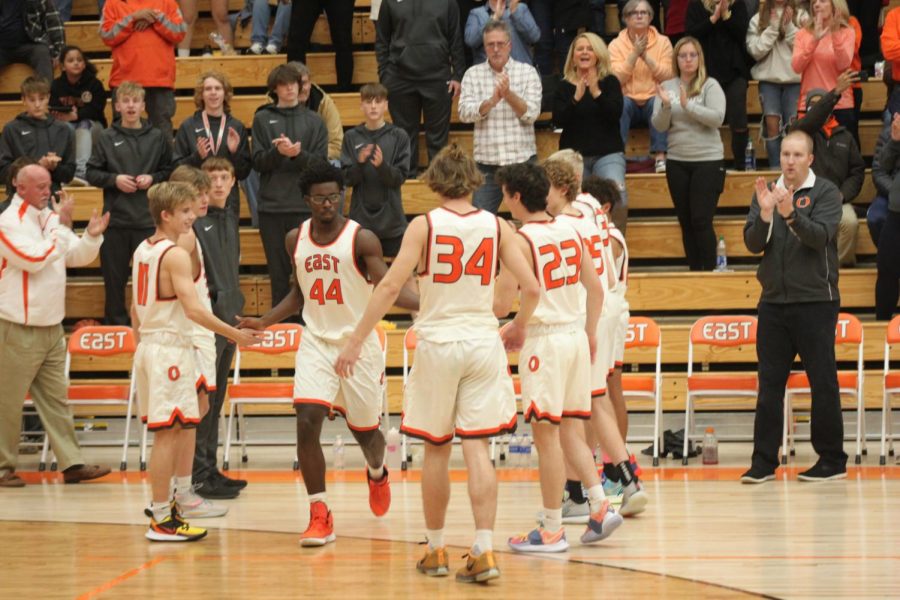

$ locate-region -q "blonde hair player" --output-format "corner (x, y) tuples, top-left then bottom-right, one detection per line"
(335, 144), (540, 583)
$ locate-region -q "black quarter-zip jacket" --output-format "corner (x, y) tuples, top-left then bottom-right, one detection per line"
(194, 205), (244, 324)
(0, 112), (75, 195)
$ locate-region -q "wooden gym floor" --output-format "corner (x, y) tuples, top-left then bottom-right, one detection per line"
(1, 444), (898, 599)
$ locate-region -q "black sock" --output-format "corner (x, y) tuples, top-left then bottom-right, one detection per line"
(603, 462), (620, 483)
(565, 479), (586, 504)
(616, 461), (638, 486)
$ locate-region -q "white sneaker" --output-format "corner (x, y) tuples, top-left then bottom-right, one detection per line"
(561, 497), (590, 524)
(265, 43), (279, 55)
(249, 42), (264, 55)
(175, 487), (229, 518)
(619, 482), (648, 517)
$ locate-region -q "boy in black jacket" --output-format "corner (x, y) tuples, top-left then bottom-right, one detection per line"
(0, 77), (75, 197)
(340, 83), (410, 257)
(86, 81), (173, 325)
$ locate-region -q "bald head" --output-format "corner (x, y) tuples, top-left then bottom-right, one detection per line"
(16, 164), (53, 210)
(780, 130), (815, 188)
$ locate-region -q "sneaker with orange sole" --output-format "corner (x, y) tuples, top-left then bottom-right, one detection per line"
(456, 551), (500, 583)
(299, 501), (335, 547)
(508, 527), (569, 553)
(416, 546), (449, 577)
(367, 467), (391, 517)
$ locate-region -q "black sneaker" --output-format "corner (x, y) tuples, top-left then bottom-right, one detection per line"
(798, 461), (847, 482)
(194, 477), (240, 500)
(214, 470), (248, 490)
(740, 466), (776, 484)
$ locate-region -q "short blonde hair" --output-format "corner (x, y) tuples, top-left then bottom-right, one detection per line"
(169, 165), (211, 192)
(547, 149), (584, 182)
(115, 81), (145, 101)
(193, 71), (233, 113)
(422, 144), (484, 199)
(148, 182), (195, 226)
(563, 33), (611, 84)
(541, 158), (579, 203)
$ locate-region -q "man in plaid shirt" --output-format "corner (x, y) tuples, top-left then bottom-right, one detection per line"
(0, 0), (65, 82)
(458, 19), (542, 214)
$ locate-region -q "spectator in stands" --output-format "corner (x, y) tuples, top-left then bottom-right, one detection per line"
(340, 83), (410, 257)
(742, 129), (847, 484)
(870, 115), (897, 246)
(287, 0), (354, 91)
(531, 0), (590, 76)
(101, 0), (186, 138)
(247, 0), (291, 55)
(177, 0), (233, 56)
(791, 0), (855, 132)
(251, 64), (328, 307)
(686, 0), (751, 171)
(847, 0), (882, 70)
(174, 71), (251, 224)
(610, 0), (673, 174)
(746, 0), (805, 170)
(0, 77), (76, 197)
(790, 75), (864, 267)
(290, 61), (344, 163)
(663, 0), (691, 46)
(0, 0), (63, 83)
(874, 114), (900, 321)
(50, 46), (109, 186)
(376, 0), (466, 175)
(554, 32), (628, 229)
(652, 36), (726, 271)
(458, 19), (542, 213)
(0, 164), (112, 488)
(465, 0), (541, 66)
(617, 0), (662, 30)
(86, 81), (174, 325)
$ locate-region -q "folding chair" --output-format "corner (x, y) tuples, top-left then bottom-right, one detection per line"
(45, 326), (137, 471)
(621, 316), (663, 466)
(881, 315), (900, 465)
(782, 313), (865, 464)
(684, 315), (759, 465)
(223, 323), (303, 470)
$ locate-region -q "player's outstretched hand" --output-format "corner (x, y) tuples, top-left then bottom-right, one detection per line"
(234, 328), (265, 347)
(500, 320), (526, 353)
(334, 341), (362, 379)
(236, 315), (265, 330)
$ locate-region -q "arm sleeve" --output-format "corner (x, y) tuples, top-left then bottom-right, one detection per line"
(743, 192), (772, 254)
(149, 136), (174, 184)
(0, 126), (15, 184)
(595, 76), (624, 120)
(791, 28), (817, 73)
(872, 127), (893, 197)
(251, 115), (286, 173)
(150, 0), (187, 45)
(552, 80), (576, 128)
(0, 220), (69, 273)
(650, 89), (672, 131)
(510, 5), (541, 44)
(340, 135), (365, 186)
(882, 10), (900, 61)
(685, 2), (715, 38)
(52, 127), (77, 185)
(879, 139), (900, 178)
(684, 81), (726, 128)
(746, 18), (780, 61)
(650, 37), (674, 82)
(724, 1), (750, 40)
(609, 39), (634, 83)
(518, 67), (543, 124)
(99, 2), (136, 48)
(63, 228), (103, 268)
(789, 89), (839, 135)
(457, 69), (484, 123)
(375, 133), (409, 187)
(789, 184), (842, 249)
(85, 138), (118, 189)
(43, 0), (66, 58)
(229, 124), (252, 181)
(464, 10), (486, 51)
(839, 140), (865, 203)
(830, 27), (855, 71)
(173, 120), (203, 168)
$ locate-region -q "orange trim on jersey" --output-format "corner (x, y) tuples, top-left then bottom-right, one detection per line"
(420, 212), (433, 277)
(614, 361), (624, 367)
(438, 206), (482, 217)
(156, 244), (177, 301)
(349, 222), (368, 281)
(0, 229), (55, 263)
(591, 388), (607, 397)
(195, 375), (216, 394)
(561, 409), (591, 419)
(455, 413), (518, 438)
(515, 230), (541, 281)
(22, 272), (28, 324)
(292, 220), (306, 266)
(400, 423), (455, 445)
(524, 402), (561, 424)
(0, 257), (7, 279)
(146, 408), (200, 431)
(293, 397), (333, 409)
(17, 201), (28, 220)
(308, 218), (351, 249)
(493, 216), (501, 277)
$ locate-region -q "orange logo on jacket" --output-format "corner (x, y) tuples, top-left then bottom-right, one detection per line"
(795, 196), (811, 209)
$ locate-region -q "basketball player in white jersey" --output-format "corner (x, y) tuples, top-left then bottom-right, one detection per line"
(131, 182), (261, 542)
(493, 162), (623, 553)
(335, 145), (540, 583)
(238, 159), (418, 547)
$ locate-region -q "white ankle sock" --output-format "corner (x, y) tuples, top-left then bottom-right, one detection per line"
(472, 529), (492, 555)
(150, 501), (170, 522)
(426, 529), (444, 550)
(543, 507), (563, 533)
(309, 492), (327, 504)
(367, 463), (385, 479)
(587, 483), (607, 514)
(174, 476), (193, 496)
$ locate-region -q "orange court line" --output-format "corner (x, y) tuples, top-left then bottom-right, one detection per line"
(76, 556), (168, 600)
(17, 465), (900, 485)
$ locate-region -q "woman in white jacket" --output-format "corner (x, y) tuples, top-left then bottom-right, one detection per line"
(746, 0), (807, 169)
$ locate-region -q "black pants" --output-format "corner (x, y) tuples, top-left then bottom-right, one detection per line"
(100, 226), (154, 325)
(0, 44), (52, 82)
(192, 333), (237, 481)
(752, 300), (847, 472)
(287, 0), (354, 91)
(847, 0), (882, 68)
(386, 77), (452, 175)
(723, 77), (749, 170)
(258, 211), (306, 308)
(665, 159), (724, 271)
(875, 210), (900, 321)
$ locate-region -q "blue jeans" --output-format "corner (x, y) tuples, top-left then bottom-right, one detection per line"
(584, 152), (627, 209)
(473, 163), (504, 214)
(54, 0), (72, 21)
(620, 96), (667, 155)
(758, 81), (800, 170)
(251, 0), (292, 49)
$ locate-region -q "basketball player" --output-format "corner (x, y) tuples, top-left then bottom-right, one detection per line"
(335, 145), (540, 583)
(239, 159), (417, 547)
(132, 182), (261, 542)
(493, 162), (623, 553)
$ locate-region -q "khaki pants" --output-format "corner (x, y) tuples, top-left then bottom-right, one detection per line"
(0, 320), (82, 476)
(837, 203), (859, 267)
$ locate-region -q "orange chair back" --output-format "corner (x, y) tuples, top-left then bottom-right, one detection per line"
(68, 326), (136, 356)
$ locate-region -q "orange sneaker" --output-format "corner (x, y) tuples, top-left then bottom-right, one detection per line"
(367, 467), (391, 517)
(416, 546), (449, 577)
(299, 501), (335, 547)
(456, 551), (500, 583)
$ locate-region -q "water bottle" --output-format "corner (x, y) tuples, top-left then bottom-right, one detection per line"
(715, 236), (728, 272)
(385, 427), (402, 471)
(522, 433), (533, 467)
(209, 32), (233, 55)
(744, 139), (756, 171)
(509, 434), (521, 467)
(333, 435), (345, 470)
(702, 427), (719, 465)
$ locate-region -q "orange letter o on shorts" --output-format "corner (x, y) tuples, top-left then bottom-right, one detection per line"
(168, 366), (181, 381)
(528, 356), (540, 372)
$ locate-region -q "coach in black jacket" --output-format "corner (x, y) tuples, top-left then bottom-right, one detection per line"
(741, 129), (847, 485)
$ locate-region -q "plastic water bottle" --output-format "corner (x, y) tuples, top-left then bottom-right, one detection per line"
(744, 139), (756, 171)
(715, 236), (728, 272)
(522, 433), (533, 467)
(385, 427), (402, 471)
(333, 435), (345, 470)
(209, 32), (233, 55)
(702, 427), (719, 465)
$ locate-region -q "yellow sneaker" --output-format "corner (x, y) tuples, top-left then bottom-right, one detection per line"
(455, 551), (500, 583)
(416, 546), (449, 577)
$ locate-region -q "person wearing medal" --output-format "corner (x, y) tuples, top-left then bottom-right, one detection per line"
(174, 71), (252, 227)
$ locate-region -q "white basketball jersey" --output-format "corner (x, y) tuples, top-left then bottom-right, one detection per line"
(556, 211), (604, 316)
(517, 219), (583, 327)
(608, 224), (629, 293)
(415, 207), (500, 343)
(294, 219), (372, 342)
(132, 238), (194, 343)
(574, 193), (617, 292)
(192, 238), (214, 342)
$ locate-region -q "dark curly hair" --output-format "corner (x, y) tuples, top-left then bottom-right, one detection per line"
(299, 157), (344, 195)
(495, 162), (549, 213)
(581, 175), (620, 210)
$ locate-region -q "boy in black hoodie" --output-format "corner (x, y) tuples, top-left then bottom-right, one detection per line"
(87, 81), (174, 325)
(0, 77), (75, 198)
